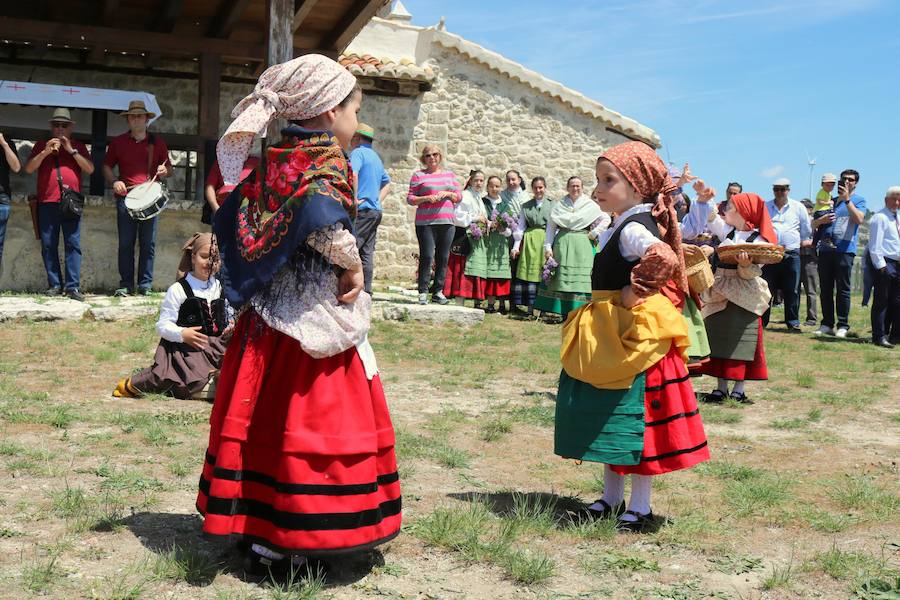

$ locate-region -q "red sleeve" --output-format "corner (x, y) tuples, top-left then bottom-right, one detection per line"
(103, 138), (118, 167)
(28, 140), (46, 159)
(155, 137), (171, 167)
(205, 161), (222, 188)
(74, 140), (90, 156)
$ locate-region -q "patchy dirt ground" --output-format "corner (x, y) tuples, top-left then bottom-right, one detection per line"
(0, 301), (897, 599)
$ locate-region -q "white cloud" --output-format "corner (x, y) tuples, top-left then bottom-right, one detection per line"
(761, 165), (785, 178)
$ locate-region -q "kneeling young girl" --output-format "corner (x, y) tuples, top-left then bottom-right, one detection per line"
(555, 142), (709, 532)
(691, 191), (775, 404)
(113, 233), (231, 400)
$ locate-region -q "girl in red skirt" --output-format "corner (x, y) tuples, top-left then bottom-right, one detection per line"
(557, 142), (708, 533)
(199, 54), (401, 575)
(444, 169), (487, 304)
(689, 190), (776, 404)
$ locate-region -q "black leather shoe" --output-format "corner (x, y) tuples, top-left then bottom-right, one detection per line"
(572, 499), (625, 523)
(66, 289), (85, 302)
(616, 510), (654, 533)
(45, 286), (62, 296)
(701, 390), (726, 404)
(874, 337), (895, 349)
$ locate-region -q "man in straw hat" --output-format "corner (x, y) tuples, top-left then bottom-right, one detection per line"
(23, 107), (94, 301)
(350, 122), (391, 294)
(102, 99), (172, 296)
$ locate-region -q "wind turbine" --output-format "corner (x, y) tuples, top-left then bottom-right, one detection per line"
(805, 150), (816, 201)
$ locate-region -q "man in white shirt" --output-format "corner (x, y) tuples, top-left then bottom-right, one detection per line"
(867, 186), (900, 347)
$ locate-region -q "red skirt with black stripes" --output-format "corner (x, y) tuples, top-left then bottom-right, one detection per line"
(610, 344), (710, 476)
(196, 310), (401, 556)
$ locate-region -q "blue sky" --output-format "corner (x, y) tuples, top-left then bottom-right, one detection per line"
(403, 0), (899, 210)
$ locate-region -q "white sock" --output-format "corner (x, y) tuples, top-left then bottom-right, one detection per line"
(251, 543), (284, 561)
(717, 378), (729, 393)
(621, 475), (652, 521)
(732, 380), (745, 395)
(589, 464), (624, 510)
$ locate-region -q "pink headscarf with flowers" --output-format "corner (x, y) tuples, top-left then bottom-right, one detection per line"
(600, 141), (689, 294)
(216, 54), (357, 186)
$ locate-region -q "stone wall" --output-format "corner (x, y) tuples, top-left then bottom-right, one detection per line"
(358, 45), (632, 282)
(0, 199), (206, 292)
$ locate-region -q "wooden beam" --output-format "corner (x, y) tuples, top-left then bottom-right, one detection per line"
(197, 52), (221, 202)
(207, 0), (252, 38)
(89, 110), (108, 196)
(319, 0), (386, 51)
(98, 0), (120, 26)
(151, 0), (185, 33)
(292, 0), (319, 33)
(86, 46), (106, 64)
(0, 17), (265, 60)
(267, 0), (293, 140)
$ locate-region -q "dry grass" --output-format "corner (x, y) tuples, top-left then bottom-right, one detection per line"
(0, 297), (896, 598)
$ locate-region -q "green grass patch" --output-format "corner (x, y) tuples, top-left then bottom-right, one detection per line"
(722, 474), (791, 517)
(151, 545), (220, 586)
(699, 405), (743, 425)
(695, 460), (762, 482)
(829, 475), (898, 520)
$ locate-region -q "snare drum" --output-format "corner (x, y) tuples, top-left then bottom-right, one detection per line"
(124, 180), (168, 220)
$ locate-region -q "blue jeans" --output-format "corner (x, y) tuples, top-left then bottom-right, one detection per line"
(0, 203), (9, 278)
(38, 202), (82, 290)
(762, 250), (801, 328)
(116, 199), (158, 291)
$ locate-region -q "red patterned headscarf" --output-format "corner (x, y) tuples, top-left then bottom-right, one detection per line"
(599, 141), (688, 294)
(729, 193), (778, 244)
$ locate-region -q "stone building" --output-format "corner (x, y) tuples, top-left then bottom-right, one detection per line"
(0, 1), (657, 290)
(342, 1), (659, 280)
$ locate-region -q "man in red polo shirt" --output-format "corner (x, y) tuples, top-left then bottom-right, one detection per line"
(24, 108), (94, 301)
(102, 99), (171, 296)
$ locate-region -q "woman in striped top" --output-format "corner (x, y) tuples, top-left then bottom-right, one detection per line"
(407, 144), (462, 304)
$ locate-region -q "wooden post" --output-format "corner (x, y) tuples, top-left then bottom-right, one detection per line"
(197, 51), (221, 200)
(266, 0), (293, 141)
(89, 109), (107, 195)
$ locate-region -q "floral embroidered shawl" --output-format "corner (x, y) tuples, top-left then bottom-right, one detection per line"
(214, 126), (355, 308)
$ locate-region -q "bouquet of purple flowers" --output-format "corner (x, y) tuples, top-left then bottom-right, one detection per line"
(468, 220), (487, 240)
(541, 257), (559, 283)
(490, 209), (517, 232)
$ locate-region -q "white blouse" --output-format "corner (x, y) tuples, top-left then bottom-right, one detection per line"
(156, 273), (226, 343)
(597, 204), (662, 261)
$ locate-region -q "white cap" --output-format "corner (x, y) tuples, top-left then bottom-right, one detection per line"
(887, 186), (900, 196)
(773, 178), (791, 187)
(821, 172), (837, 183)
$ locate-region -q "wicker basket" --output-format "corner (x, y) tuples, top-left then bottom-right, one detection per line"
(717, 243), (785, 265)
(683, 244), (714, 294)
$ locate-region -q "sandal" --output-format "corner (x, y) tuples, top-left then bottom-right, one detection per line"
(702, 389), (726, 404)
(616, 510), (654, 533)
(572, 499), (625, 523)
(729, 391), (754, 405)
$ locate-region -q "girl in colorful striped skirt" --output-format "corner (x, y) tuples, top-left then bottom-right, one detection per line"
(198, 55), (401, 576)
(511, 176), (553, 317)
(464, 175), (515, 313)
(444, 170), (487, 304)
(690, 189), (775, 404)
(556, 142), (709, 533)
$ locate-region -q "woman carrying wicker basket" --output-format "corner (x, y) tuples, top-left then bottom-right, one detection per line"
(687, 188), (777, 404)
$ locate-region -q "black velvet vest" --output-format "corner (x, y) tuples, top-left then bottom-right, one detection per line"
(175, 278), (228, 336)
(591, 211), (661, 291)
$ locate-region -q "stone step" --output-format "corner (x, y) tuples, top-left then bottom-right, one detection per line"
(377, 301), (484, 326)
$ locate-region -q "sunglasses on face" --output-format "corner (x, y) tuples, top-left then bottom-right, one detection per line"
(840, 177), (856, 183)
(51, 122), (71, 128)
(773, 186), (788, 191)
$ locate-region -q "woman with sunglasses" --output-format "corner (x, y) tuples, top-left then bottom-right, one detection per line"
(407, 145), (462, 304)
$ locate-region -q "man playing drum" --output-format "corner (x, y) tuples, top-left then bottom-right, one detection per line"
(102, 99), (171, 296)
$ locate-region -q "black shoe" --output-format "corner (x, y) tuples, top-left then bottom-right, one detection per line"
(729, 391), (754, 404)
(701, 389), (726, 404)
(243, 549), (291, 578)
(572, 499), (625, 523)
(66, 289), (85, 302)
(804, 320), (817, 327)
(136, 287), (151, 296)
(874, 337), (895, 349)
(616, 510), (654, 533)
(113, 287), (129, 297)
(786, 326), (802, 334)
(484, 305), (497, 314)
(45, 286), (62, 296)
